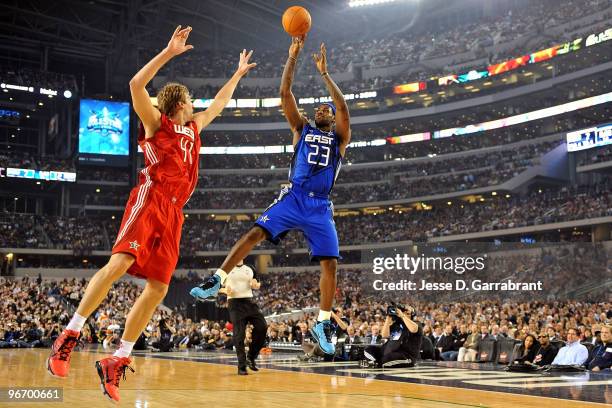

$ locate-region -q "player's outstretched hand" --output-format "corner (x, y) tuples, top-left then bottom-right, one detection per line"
(236, 49), (257, 77)
(166, 25), (194, 56)
(312, 42), (327, 74)
(289, 35), (306, 58)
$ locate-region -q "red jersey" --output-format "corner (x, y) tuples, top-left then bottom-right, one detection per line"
(137, 114), (201, 207)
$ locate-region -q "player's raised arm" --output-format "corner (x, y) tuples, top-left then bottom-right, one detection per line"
(280, 36), (307, 146)
(129, 25), (194, 136)
(193, 50), (256, 131)
(313, 43), (351, 155)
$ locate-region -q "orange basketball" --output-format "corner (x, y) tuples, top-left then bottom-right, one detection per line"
(282, 6), (312, 37)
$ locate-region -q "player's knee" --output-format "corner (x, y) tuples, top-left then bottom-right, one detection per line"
(104, 253), (134, 279)
(320, 258), (338, 274)
(145, 280), (168, 301)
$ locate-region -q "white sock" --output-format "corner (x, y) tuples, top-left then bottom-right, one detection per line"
(215, 268), (228, 285)
(66, 313), (86, 332)
(113, 339), (135, 358)
(318, 310), (331, 322)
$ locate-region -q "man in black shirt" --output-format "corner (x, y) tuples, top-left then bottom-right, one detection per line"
(23, 322), (43, 348)
(364, 305), (422, 368)
(533, 332), (558, 366)
(439, 324), (458, 361)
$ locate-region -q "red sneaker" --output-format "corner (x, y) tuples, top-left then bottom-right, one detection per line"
(95, 356), (134, 402)
(47, 329), (81, 378)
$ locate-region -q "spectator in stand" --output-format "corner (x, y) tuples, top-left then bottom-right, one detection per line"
(533, 332), (559, 366)
(365, 324), (384, 345)
(513, 334), (540, 364)
(588, 325), (612, 371)
(551, 328), (589, 366)
(458, 324), (480, 362)
(438, 324), (458, 361)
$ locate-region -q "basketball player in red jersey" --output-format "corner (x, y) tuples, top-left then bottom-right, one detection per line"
(46, 25), (256, 402)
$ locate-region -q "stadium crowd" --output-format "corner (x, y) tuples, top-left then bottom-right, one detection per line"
(68, 133), (564, 209)
(2, 248), (610, 371)
(0, 66), (78, 93)
(199, 103), (608, 168)
(2, 178), (609, 253)
(0, 151), (75, 172)
(191, 165), (530, 210)
(579, 144), (612, 166)
(200, 138), (559, 188)
(148, 0), (611, 98)
(180, 180), (611, 254)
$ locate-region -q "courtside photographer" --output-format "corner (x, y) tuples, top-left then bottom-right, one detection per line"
(363, 303), (422, 368)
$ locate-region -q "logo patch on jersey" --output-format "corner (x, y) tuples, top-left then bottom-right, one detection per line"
(259, 215), (270, 223)
(173, 124), (195, 140)
(129, 240), (140, 251)
(305, 134), (333, 145)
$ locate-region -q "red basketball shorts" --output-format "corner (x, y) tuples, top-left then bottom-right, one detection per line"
(112, 186), (183, 285)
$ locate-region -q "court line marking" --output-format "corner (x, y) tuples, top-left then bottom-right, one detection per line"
(79, 350), (610, 407)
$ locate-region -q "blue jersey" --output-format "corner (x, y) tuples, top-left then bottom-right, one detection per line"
(289, 123), (342, 196)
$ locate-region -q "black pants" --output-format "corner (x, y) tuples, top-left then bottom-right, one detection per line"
(365, 344), (415, 367)
(228, 298), (267, 368)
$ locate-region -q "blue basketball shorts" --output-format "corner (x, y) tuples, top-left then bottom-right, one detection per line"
(254, 186), (340, 261)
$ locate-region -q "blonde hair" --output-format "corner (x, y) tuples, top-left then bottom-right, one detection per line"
(156, 82), (190, 116)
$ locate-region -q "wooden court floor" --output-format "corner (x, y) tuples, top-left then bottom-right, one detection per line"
(1, 349), (610, 407)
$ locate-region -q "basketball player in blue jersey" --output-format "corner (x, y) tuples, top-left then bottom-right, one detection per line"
(191, 36), (351, 355)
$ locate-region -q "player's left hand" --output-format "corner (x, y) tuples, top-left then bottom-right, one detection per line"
(236, 49), (257, 77)
(312, 42), (328, 74)
(396, 308), (405, 319)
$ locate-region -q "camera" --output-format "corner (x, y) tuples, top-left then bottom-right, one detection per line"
(386, 302), (416, 320)
(386, 302), (406, 317)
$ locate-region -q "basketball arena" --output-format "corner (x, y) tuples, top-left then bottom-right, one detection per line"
(0, 0), (611, 406)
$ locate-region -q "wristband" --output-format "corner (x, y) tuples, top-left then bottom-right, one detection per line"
(321, 72), (329, 77)
(288, 56), (297, 62)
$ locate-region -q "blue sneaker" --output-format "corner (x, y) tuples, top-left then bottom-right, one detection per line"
(189, 274), (221, 301)
(309, 320), (335, 355)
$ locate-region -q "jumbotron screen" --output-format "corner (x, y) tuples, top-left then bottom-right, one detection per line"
(78, 98), (130, 166)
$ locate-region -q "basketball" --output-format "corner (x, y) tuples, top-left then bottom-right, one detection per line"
(282, 6), (311, 37)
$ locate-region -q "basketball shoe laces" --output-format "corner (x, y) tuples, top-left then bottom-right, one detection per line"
(53, 334), (82, 361)
(108, 361), (135, 388)
(322, 322), (333, 343)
